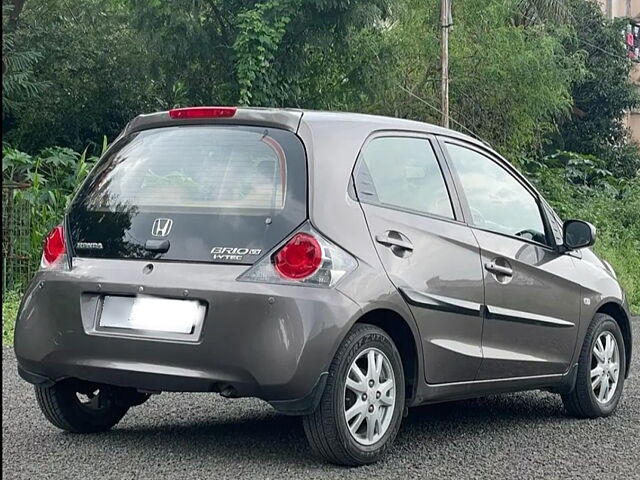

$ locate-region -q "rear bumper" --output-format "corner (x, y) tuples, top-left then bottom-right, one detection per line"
(14, 258), (361, 414)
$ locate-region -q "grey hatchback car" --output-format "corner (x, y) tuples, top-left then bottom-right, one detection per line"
(15, 107), (633, 465)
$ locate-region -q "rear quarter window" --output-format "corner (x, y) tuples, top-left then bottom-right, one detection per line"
(355, 136), (454, 219)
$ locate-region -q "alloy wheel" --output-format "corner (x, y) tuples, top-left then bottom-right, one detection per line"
(343, 347), (396, 446)
(591, 331), (620, 404)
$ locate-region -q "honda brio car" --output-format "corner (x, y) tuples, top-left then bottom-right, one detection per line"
(14, 107), (633, 466)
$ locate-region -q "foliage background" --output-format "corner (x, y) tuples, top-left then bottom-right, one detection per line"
(2, 0), (639, 343)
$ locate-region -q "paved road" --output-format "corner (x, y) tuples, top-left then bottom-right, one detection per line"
(3, 318), (639, 479)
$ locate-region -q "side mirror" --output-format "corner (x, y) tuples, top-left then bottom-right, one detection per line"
(562, 220), (596, 251)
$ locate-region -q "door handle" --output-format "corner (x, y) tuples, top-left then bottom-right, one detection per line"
(375, 233), (413, 251)
(145, 239), (170, 253)
(484, 262), (513, 277)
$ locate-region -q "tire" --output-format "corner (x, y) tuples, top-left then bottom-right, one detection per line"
(562, 313), (626, 418)
(35, 380), (130, 433)
(303, 324), (405, 466)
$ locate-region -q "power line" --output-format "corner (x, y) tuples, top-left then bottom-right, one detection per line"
(362, 41), (489, 143)
(394, 83), (485, 140)
(552, 1), (634, 61)
(578, 38), (629, 61)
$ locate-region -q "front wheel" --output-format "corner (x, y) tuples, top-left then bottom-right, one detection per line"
(303, 324), (405, 466)
(562, 313), (626, 418)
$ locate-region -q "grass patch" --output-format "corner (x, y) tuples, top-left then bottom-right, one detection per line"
(2, 291), (21, 346)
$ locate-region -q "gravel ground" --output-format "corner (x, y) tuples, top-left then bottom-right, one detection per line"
(3, 318), (639, 480)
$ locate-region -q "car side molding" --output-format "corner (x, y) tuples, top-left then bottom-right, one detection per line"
(399, 288), (575, 328)
(399, 288), (482, 317)
(486, 305), (575, 328)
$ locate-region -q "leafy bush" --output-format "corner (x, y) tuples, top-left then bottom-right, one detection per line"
(2, 143), (101, 270)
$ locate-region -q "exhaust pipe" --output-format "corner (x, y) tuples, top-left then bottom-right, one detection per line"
(220, 385), (240, 398)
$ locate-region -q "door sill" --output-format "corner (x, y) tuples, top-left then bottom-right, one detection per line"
(428, 371), (567, 388)
(412, 365), (577, 407)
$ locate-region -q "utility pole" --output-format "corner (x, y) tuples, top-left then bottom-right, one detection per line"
(440, 0), (451, 128)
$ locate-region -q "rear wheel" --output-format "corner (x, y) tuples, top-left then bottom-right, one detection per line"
(562, 313), (626, 418)
(303, 324), (405, 466)
(35, 380), (135, 433)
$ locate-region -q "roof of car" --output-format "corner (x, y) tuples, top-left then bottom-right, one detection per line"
(299, 109), (480, 141)
(125, 107), (486, 148)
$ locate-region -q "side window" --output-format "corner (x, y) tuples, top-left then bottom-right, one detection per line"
(356, 137), (454, 219)
(446, 143), (548, 245)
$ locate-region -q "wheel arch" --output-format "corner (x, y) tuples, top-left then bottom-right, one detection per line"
(596, 301), (632, 379)
(353, 308), (421, 405)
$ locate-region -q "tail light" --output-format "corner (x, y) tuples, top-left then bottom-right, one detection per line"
(41, 225), (67, 269)
(238, 223), (357, 288)
(274, 233), (323, 280)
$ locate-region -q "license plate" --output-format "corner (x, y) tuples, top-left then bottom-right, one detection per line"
(99, 295), (205, 334)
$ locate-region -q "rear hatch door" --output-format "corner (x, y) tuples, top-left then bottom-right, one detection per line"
(68, 124), (307, 264)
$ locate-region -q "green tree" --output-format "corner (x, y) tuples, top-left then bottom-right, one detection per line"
(514, 0), (570, 25)
(361, 0), (582, 158)
(2, 3), (48, 117)
(128, 0), (391, 108)
(4, 0), (157, 153)
(4, 0), (638, 176)
(551, 0), (640, 177)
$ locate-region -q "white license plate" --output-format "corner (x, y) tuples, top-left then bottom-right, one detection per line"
(99, 295), (205, 334)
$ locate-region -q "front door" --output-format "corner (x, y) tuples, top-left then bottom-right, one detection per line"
(354, 134), (485, 384)
(441, 139), (581, 379)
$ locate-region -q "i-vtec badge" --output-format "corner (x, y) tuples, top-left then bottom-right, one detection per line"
(210, 246), (262, 261)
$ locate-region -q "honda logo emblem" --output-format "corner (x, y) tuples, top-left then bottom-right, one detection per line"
(151, 218), (173, 237)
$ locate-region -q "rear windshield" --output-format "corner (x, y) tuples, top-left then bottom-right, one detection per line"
(85, 127), (288, 212)
(69, 125), (307, 264)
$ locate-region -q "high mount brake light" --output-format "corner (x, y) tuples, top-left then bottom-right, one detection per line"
(273, 233), (323, 280)
(43, 225), (66, 266)
(168, 106), (237, 119)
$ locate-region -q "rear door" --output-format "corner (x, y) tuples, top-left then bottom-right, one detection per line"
(353, 133), (485, 384)
(68, 125), (307, 265)
(440, 139), (581, 379)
